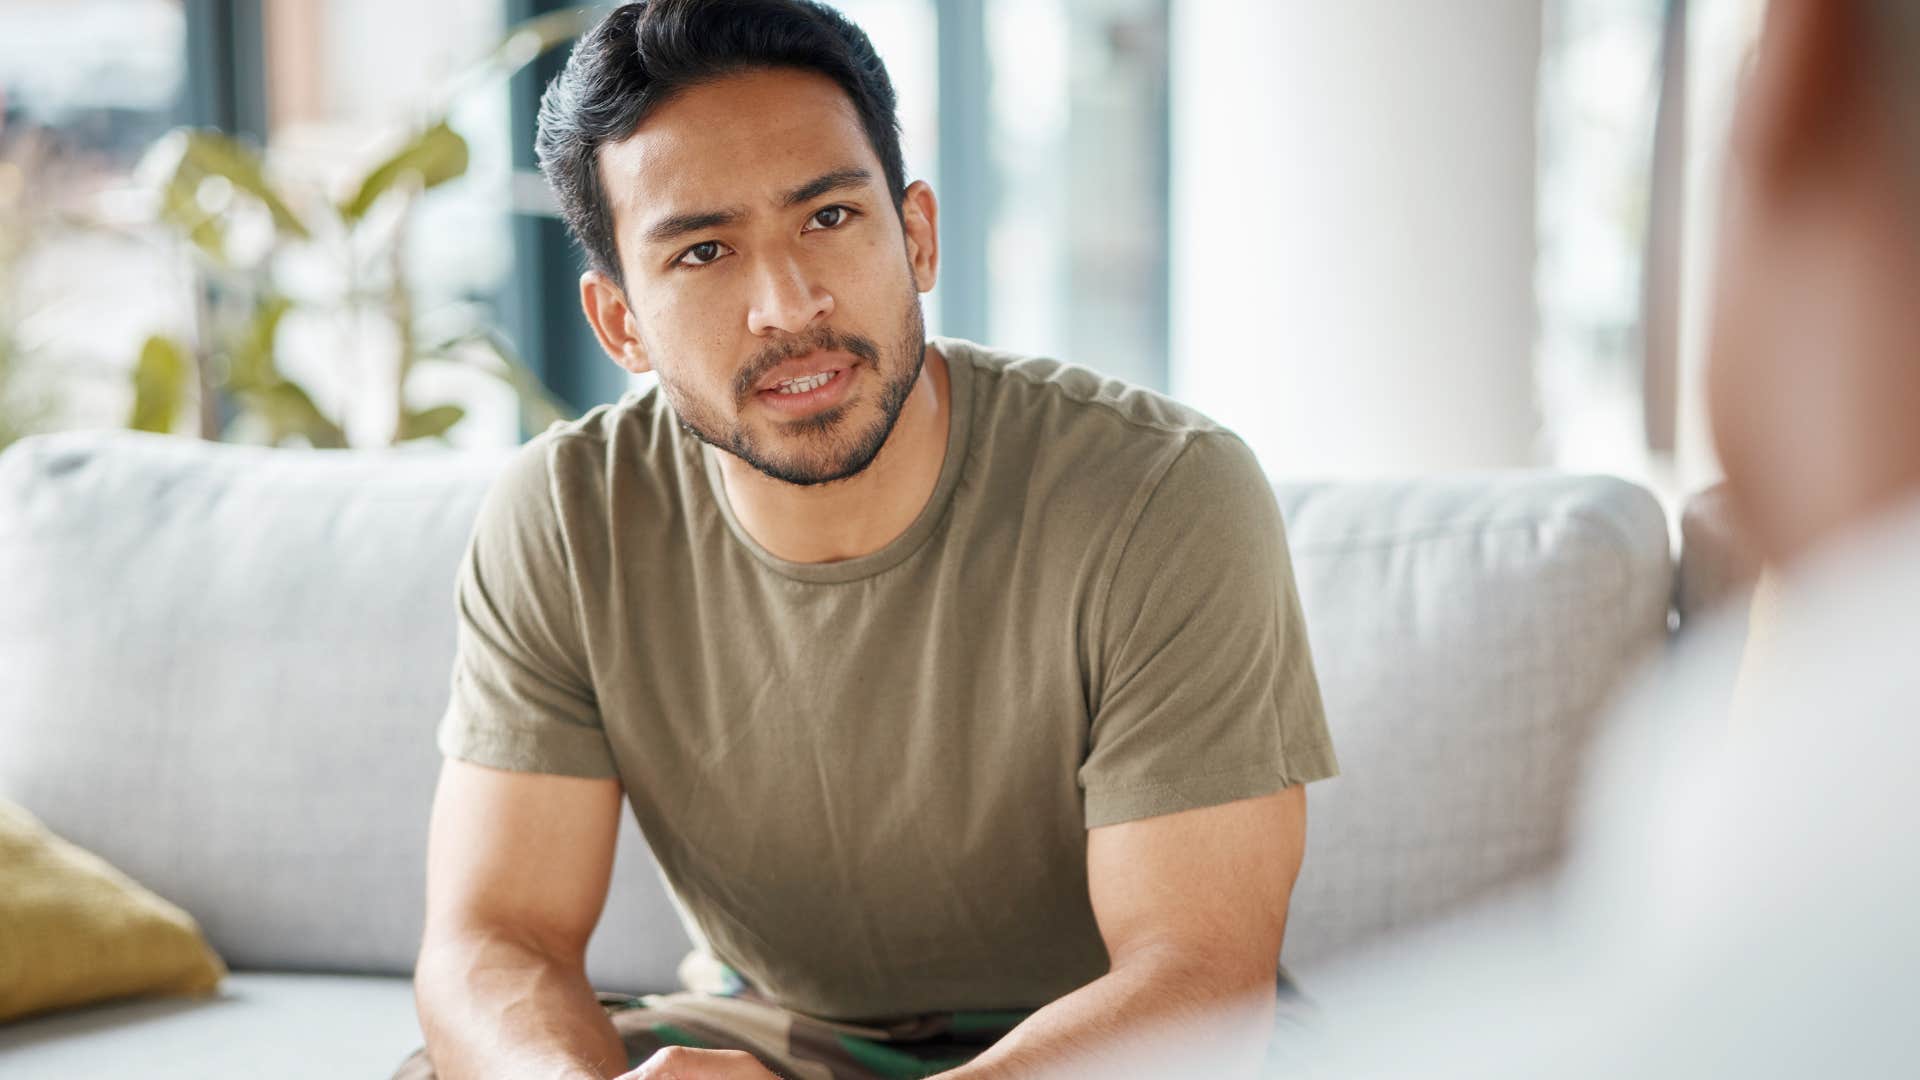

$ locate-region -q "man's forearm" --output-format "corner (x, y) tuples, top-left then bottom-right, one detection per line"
(414, 927), (629, 1080)
(937, 948), (1277, 1080)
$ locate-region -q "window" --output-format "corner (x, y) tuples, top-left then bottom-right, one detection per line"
(0, 0), (187, 445)
(1535, 0), (1667, 480)
(983, 0), (1168, 389)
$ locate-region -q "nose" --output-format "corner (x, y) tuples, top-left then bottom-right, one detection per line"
(745, 254), (835, 337)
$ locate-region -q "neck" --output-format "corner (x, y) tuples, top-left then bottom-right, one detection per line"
(714, 344), (951, 564)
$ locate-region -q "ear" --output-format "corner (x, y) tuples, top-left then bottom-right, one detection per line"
(900, 180), (940, 294)
(580, 269), (652, 375)
(1732, 0), (1859, 197)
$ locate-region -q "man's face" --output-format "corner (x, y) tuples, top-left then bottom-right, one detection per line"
(589, 68), (934, 486)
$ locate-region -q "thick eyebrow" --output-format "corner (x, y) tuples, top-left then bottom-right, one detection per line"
(640, 167), (875, 248)
(778, 167), (872, 208)
(642, 207), (746, 246)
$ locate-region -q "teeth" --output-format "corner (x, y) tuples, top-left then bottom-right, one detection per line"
(772, 371), (834, 395)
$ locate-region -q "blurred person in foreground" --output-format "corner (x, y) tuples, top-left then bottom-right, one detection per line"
(1080, 0), (1920, 1075)
(399, 1), (1337, 1078)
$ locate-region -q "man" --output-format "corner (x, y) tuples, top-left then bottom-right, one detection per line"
(398, 2), (1337, 1078)
(1283, 0), (1920, 1074)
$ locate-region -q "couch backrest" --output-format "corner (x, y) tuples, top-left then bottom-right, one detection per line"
(0, 432), (692, 992)
(0, 433), (1673, 988)
(1275, 472), (1672, 971)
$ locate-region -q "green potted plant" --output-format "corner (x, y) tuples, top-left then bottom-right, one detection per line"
(127, 8), (592, 448)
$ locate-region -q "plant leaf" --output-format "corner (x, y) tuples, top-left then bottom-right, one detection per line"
(340, 122), (469, 222)
(226, 294), (293, 392)
(157, 169), (228, 265)
(396, 403), (466, 442)
(240, 381), (347, 448)
(418, 329), (576, 429)
(179, 130), (311, 240)
(419, 351), (571, 433)
(129, 335), (191, 433)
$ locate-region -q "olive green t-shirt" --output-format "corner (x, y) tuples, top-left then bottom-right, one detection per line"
(438, 337), (1338, 1021)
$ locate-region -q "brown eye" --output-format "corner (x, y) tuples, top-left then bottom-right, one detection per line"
(680, 241), (724, 266)
(806, 206), (849, 231)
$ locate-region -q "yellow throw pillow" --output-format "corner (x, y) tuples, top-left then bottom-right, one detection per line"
(0, 797), (227, 1023)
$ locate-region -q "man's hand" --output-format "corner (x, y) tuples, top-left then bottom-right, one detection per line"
(617, 1046), (784, 1079)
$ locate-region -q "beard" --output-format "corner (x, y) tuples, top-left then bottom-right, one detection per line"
(662, 285), (929, 487)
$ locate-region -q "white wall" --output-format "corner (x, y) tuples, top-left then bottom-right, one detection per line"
(1170, 0), (1545, 479)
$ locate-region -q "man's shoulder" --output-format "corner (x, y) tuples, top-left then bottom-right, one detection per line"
(491, 387), (687, 510)
(953, 337), (1228, 448)
(949, 338), (1265, 518)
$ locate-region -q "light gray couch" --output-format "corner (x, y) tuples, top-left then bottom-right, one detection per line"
(0, 430), (1700, 1077)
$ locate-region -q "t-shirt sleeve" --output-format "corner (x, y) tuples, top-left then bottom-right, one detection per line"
(436, 438), (617, 779)
(1079, 430), (1338, 828)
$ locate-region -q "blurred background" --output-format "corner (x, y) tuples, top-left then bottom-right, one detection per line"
(0, 0), (1762, 504)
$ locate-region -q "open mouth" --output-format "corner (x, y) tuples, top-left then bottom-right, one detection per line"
(754, 363), (856, 415)
(767, 370), (838, 395)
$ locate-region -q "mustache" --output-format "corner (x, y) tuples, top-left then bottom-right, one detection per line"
(732, 326), (880, 401)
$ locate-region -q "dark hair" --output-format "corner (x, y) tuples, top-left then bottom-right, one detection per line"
(535, 0), (907, 287)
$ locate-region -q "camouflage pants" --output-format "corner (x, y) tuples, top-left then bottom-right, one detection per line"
(389, 957), (1030, 1080)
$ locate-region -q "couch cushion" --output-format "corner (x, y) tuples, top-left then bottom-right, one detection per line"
(1274, 472), (1672, 971)
(0, 972), (422, 1078)
(0, 432), (693, 992)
